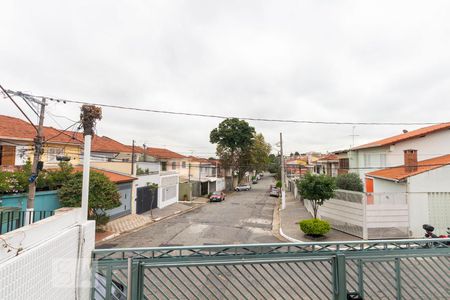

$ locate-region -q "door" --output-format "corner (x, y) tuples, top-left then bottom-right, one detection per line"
(365, 178), (374, 204)
(136, 187), (158, 214)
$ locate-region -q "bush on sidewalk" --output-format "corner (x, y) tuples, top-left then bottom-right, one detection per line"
(299, 218), (331, 237)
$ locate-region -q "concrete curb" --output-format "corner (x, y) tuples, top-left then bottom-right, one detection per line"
(279, 223), (303, 243)
(97, 202), (208, 243)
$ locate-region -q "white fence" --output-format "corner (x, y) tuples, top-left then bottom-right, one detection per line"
(0, 208), (95, 300)
(304, 189), (409, 239)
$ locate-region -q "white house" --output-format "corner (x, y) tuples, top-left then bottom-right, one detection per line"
(349, 122), (450, 190)
(366, 150), (450, 237)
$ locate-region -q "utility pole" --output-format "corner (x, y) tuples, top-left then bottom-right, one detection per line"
(280, 132), (286, 210)
(131, 140), (135, 175)
(199, 162), (202, 196)
(27, 98), (46, 210)
(80, 105), (102, 220)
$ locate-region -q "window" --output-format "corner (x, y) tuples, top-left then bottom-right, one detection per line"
(339, 158), (349, 170)
(161, 162), (167, 171)
(182, 161), (186, 168)
(48, 147), (64, 163)
(172, 162), (177, 170)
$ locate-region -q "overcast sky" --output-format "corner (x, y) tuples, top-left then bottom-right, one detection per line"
(1, 1), (449, 157)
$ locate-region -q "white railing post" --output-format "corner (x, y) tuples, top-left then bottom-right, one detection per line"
(363, 193), (368, 240)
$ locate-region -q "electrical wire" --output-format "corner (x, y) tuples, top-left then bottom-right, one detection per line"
(5, 89), (448, 126)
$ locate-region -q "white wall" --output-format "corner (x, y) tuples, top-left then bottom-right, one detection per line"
(0, 208), (95, 300)
(373, 178), (406, 194)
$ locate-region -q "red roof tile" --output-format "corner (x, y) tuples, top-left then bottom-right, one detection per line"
(69, 132), (131, 153)
(353, 123), (450, 150)
(73, 166), (136, 183)
(366, 154), (450, 181)
(0, 115), (82, 145)
(318, 154), (339, 161)
(188, 156), (213, 164)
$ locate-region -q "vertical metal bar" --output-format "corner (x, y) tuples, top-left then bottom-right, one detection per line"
(0, 212), (3, 234)
(127, 258), (133, 300)
(357, 259), (364, 298)
(7, 212), (12, 232)
(105, 265), (112, 300)
(395, 258), (402, 300)
(333, 253), (347, 300)
(132, 262), (142, 300)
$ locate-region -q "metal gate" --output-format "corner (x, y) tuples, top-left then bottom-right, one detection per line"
(136, 187), (158, 214)
(92, 239), (449, 300)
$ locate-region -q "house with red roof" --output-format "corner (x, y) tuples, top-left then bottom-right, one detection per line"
(0, 115), (83, 169)
(349, 122), (450, 189)
(316, 154), (339, 177)
(365, 149), (450, 237)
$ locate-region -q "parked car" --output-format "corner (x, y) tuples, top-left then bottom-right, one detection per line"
(235, 184), (251, 191)
(209, 191), (225, 202)
(269, 188), (280, 197)
(252, 179), (258, 184)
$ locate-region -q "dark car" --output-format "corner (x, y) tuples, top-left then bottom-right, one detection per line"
(209, 191), (225, 202)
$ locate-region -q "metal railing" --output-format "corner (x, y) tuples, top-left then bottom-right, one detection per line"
(0, 210), (54, 235)
(92, 239), (450, 299)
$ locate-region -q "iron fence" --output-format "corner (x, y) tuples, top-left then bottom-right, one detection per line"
(0, 210), (54, 234)
(92, 239), (450, 300)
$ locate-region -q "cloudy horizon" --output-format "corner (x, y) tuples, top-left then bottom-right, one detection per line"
(1, 0), (449, 157)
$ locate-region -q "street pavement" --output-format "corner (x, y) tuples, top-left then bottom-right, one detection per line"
(97, 176), (281, 248)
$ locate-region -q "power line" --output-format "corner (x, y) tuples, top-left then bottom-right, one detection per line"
(1, 85), (38, 132)
(5, 89), (447, 126)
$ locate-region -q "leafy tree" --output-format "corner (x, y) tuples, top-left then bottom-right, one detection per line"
(250, 133), (271, 173)
(294, 151), (300, 156)
(58, 171), (121, 225)
(210, 118), (255, 181)
(268, 154), (281, 179)
(335, 173), (363, 192)
(298, 173), (336, 219)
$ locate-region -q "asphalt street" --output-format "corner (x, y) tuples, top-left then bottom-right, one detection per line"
(98, 175), (281, 248)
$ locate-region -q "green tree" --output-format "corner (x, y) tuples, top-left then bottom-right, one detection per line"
(268, 154), (281, 179)
(335, 173), (363, 192)
(210, 118), (255, 181)
(250, 133), (271, 173)
(294, 151), (300, 156)
(298, 173), (336, 219)
(58, 171), (121, 224)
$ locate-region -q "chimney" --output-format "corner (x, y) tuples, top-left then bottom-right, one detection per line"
(404, 149), (418, 173)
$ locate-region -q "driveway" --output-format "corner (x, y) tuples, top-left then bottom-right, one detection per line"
(97, 176), (281, 248)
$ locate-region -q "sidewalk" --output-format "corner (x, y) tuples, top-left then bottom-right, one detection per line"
(279, 192), (361, 242)
(96, 198), (209, 242)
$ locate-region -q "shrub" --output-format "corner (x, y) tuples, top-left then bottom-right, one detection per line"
(275, 180), (282, 188)
(299, 219), (331, 236)
(335, 173), (363, 192)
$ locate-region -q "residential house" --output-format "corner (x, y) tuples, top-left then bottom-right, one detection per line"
(366, 150), (450, 237)
(73, 166), (136, 219)
(334, 150), (350, 175)
(187, 156), (223, 196)
(349, 122), (450, 190)
(285, 156), (309, 177)
(315, 154), (339, 177)
(0, 115), (82, 169)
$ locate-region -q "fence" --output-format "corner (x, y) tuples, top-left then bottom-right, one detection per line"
(0, 209), (54, 234)
(304, 190), (410, 239)
(91, 239), (450, 300)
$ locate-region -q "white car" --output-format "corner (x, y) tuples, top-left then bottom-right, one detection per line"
(235, 184), (251, 191)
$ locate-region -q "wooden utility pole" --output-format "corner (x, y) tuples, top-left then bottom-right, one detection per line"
(27, 98), (46, 209)
(280, 132), (286, 210)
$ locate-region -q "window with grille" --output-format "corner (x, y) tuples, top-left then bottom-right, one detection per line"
(48, 148), (64, 163)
